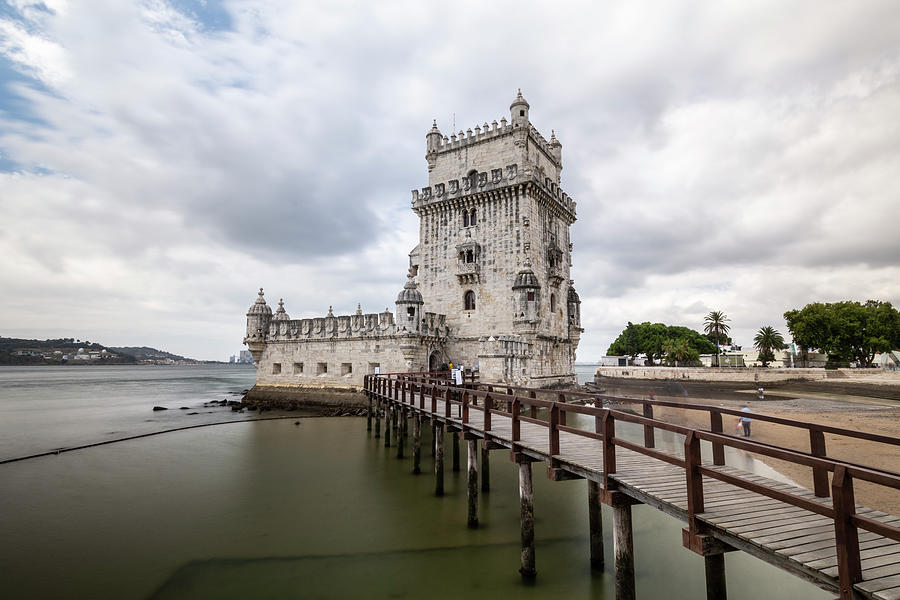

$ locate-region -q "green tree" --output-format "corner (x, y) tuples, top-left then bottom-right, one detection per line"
(663, 337), (702, 366)
(703, 311), (731, 367)
(608, 322), (715, 365)
(784, 300), (900, 368)
(753, 326), (786, 367)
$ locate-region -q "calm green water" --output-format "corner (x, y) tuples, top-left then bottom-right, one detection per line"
(0, 366), (829, 599)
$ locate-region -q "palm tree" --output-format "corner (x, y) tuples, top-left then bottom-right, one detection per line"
(703, 311), (731, 367)
(753, 326), (786, 367)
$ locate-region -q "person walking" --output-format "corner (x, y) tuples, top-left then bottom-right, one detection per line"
(740, 405), (753, 437)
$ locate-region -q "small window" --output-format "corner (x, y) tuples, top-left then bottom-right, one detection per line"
(407, 306), (416, 319)
(317, 362), (328, 375)
(550, 294), (557, 313)
(272, 363), (282, 375)
(465, 250), (474, 263)
(464, 290), (476, 311)
(519, 110), (525, 116)
(293, 362), (304, 374)
(527, 291), (535, 302)
(341, 363), (352, 376)
(470, 208), (477, 226)
(463, 211), (469, 227)
(368, 362), (380, 374)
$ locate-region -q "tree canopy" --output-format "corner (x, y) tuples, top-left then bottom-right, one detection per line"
(784, 300), (900, 368)
(608, 322), (716, 366)
(753, 326), (786, 367)
(703, 311), (731, 366)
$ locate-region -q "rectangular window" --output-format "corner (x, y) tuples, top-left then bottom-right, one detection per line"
(341, 363), (352, 376)
(317, 362), (328, 375)
(527, 291), (535, 302)
(293, 362), (304, 374)
(368, 362), (380, 374)
(272, 363), (281, 375)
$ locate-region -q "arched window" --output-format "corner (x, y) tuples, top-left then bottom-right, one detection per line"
(463, 210), (469, 228)
(464, 290), (476, 311)
(550, 293), (557, 313)
(465, 250), (474, 263)
(470, 208), (477, 226)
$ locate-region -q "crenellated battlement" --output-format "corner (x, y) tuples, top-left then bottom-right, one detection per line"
(266, 309), (448, 341)
(427, 118), (561, 168)
(411, 163), (576, 216)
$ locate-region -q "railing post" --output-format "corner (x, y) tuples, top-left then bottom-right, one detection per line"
(401, 379), (406, 404)
(431, 385), (437, 414)
(419, 383), (424, 410)
(832, 465), (861, 599)
(684, 431), (704, 532)
(529, 390), (537, 419)
(484, 394), (492, 431)
(810, 429), (830, 498)
(642, 404), (655, 449)
(444, 386), (451, 418)
(462, 391), (469, 424)
(507, 387), (514, 413)
(557, 393), (567, 426)
(710, 411), (725, 466)
(602, 409), (616, 479)
(512, 397), (521, 442)
(549, 403), (560, 456)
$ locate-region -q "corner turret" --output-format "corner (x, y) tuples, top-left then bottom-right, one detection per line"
(395, 269), (424, 332)
(425, 120), (442, 172)
(244, 288), (272, 363)
(512, 259), (542, 329)
(510, 89), (530, 127)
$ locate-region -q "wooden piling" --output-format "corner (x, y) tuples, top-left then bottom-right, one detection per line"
(518, 457), (536, 578)
(481, 445), (490, 492)
(612, 497), (636, 600)
(413, 414), (422, 474)
(435, 422), (445, 496)
(384, 404), (391, 448)
(467, 438), (478, 528)
(452, 432), (460, 472)
(704, 554), (727, 600)
(396, 405), (405, 459)
(588, 480), (604, 570)
(374, 398), (381, 439)
(367, 393), (372, 431)
(431, 422), (436, 457)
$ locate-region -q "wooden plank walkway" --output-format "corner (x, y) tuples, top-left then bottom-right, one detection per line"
(370, 378), (900, 600)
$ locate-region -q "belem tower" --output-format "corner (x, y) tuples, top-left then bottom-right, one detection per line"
(244, 91), (582, 397)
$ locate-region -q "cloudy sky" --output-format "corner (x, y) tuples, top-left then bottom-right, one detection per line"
(1, 1), (898, 361)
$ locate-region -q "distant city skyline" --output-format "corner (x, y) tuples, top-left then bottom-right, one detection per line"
(1, 1), (898, 360)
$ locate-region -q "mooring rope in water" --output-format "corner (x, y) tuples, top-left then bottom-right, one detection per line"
(0, 416), (302, 465)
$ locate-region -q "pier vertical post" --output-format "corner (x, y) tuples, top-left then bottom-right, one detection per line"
(384, 404), (391, 448)
(704, 554), (727, 600)
(392, 401), (398, 436)
(435, 422), (445, 496)
(467, 437), (479, 528)
(413, 414), (422, 474)
(396, 405), (405, 459)
(452, 432), (460, 472)
(517, 455), (536, 578)
(612, 495), (636, 600)
(374, 397), (381, 439)
(481, 445), (491, 493)
(431, 421), (436, 457)
(588, 480), (605, 570)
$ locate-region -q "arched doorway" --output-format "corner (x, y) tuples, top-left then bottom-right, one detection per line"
(429, 351), (441, 372)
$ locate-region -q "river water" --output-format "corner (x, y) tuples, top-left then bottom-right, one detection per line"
(0, 365), (828, 599)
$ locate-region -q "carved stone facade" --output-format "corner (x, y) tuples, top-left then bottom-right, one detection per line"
(245, 91), (582, 392)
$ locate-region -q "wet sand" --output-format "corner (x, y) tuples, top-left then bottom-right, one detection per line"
(598, 379), (900, 515)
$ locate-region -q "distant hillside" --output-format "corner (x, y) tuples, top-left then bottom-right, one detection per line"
(109, 346), (190, 362)
(0, 337), (204, 365)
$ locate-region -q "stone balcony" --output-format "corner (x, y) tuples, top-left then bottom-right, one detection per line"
(549, 265), (565, 287)
(457, 261), (480, 285)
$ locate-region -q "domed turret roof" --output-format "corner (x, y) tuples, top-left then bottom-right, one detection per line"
(396, 276), (424, 304)
(567, 286), (581, 303)
(272, 299), (290, 321)
(247, 288), (273, 316)
(510, 89), (530, 110)
(512, 267), (540, 289)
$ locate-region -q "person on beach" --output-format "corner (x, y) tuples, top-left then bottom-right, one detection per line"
(740, 405), (753, 437)
(757, 386), (765, 401)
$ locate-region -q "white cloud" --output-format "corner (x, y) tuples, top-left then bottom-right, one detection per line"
(1, 0), (899, 360)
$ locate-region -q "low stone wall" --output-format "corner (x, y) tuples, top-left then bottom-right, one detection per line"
(243, 384), (367, 410)
(594, 366), (900, 384)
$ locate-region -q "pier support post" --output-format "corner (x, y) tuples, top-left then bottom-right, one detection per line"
(588, 480), (605, 570)
(452, 432), (460, 472)
(516, 455), (536, 578)
(467, 437), (479, 528)
(392, 404), (398, 436)
(374, 399), (381, 439)
(367, 394), (372, 431)
(612, 495), (636, 600)
(413, 414), (422, 474)
(431, 422), (436, 457)
(704, 554), (727, 600)
(435, 422), (445, 496)
(384, 404), (391, 448)
(396, 405), (405, 459)
(481, 445), (491, 492)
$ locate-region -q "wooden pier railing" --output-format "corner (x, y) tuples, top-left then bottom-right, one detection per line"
(363, 372), (900, 600)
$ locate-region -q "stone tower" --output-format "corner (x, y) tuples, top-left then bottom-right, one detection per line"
(409, 90), (582, 385)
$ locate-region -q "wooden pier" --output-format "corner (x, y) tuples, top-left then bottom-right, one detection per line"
(364, 372), (900, 600)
